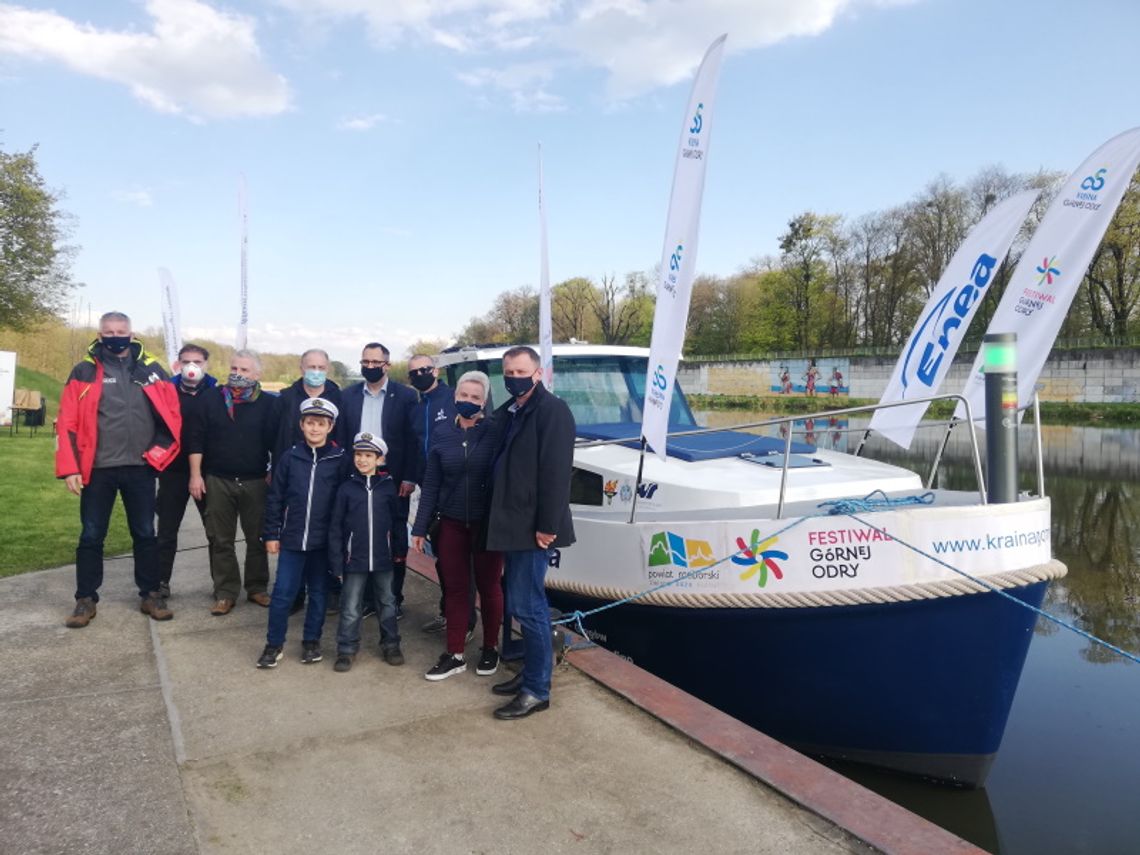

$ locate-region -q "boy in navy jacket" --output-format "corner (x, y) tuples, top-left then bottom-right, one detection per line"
(327, 432), (403, 672)
(257, 398), (347, 668)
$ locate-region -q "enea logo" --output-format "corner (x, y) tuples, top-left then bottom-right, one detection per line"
(669, 243), (684, 272)
(1065, 167), (1107, 211)
(900, 253), (999, 393)
(649, 364), (669, 407)
(732, 529), (787, 587)
(648, 531), (715, 569)
(1036, 256), (1060, 287)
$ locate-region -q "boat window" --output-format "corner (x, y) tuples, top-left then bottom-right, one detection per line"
(569, 467), (603, 506)
(445, 355), (695, 428)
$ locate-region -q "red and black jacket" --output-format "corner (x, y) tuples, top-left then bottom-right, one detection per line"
(55, 338), (183, 484)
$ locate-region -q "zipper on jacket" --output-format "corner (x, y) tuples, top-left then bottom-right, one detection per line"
(462, 435), (470, 525)
(302, 446), (317, 551)
(366, 475), (374, 573)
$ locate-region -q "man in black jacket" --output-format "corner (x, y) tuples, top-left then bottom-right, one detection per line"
(155, 343), (217, 598)
(187, 350), (278, 616)
(338, 342), (422, 613)
(272, 348), (342, 462)
(408, 353), (462, 634)
(485, 346), (576, 720)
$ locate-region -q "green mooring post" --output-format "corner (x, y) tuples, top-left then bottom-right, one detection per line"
(983, 332), (1019, 503)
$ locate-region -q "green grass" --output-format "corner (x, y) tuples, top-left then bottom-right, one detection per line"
(15, 364), (64, 421)
(0, 434), (132, 577)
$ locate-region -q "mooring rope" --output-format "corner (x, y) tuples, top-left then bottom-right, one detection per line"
(552, 491), (1140, 666)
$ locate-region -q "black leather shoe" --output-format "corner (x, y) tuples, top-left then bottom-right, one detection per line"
(491, 671), (524, 696)
(493, 691), (549, 720)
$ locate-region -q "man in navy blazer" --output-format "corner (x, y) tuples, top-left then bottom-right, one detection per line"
(338, 342), (423, 612)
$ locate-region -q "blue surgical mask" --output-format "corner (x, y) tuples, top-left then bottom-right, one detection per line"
(303, 369), (327, 387)
(455, 400), (482, 419)
(503, 374), (535, 398)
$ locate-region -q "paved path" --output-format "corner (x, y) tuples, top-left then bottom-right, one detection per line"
(0, 517), (871, 855)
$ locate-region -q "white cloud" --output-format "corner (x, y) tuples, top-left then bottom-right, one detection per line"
(457, 62), (565, 113)
(0, 0), (290, 119)
(276, 0), (907, 102)
(337, 112), (389, 131)
(112, 188), (154, 207)
(182, 322), (444, 365)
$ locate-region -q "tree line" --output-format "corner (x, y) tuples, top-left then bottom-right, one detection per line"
(452, 165), (1140, 355)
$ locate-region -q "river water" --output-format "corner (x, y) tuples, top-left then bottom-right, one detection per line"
(694, 410), (1140, 855)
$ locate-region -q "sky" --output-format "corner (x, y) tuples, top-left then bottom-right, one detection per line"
(3, 0), (1140, 365)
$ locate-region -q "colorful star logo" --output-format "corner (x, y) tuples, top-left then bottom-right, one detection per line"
(732, 529), (787, 587)
(1036, 256), (1060, 287)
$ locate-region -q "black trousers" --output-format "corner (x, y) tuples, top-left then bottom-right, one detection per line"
(75, 465), (159, 601)
(155, 468), (211, 585)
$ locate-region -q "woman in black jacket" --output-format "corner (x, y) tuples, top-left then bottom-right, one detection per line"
(411, 371), (503, 681)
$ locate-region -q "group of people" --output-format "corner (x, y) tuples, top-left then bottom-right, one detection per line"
(55, 311), (576, 719)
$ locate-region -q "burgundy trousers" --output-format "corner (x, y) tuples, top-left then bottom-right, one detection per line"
(436, 516), (504, 655)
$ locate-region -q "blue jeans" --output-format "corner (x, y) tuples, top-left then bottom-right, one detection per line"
(503, 549), (553, 701)
(337, 571), (399, 655)
(76, 465), (160, 601)
(267, 548), (328, 646)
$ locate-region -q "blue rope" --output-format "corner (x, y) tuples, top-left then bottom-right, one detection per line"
(553, 490), (1140, 667)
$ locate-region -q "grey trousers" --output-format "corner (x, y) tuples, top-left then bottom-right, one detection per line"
(205, 474), (269, 600)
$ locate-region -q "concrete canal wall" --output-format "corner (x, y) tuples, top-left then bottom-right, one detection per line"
(679, 347), (1140, 403)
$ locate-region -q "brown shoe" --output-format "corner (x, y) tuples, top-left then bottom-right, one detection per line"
(140, 593), (173, 621)
(210, 598), (235, 616)
(247, 591), (271, 607)
(65, 597), (97, 628)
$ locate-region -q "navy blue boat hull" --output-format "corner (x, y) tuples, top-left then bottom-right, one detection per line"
(548, 581), (1049, 787)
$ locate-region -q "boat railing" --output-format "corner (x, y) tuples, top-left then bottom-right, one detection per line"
(575, 393), (1033, 519)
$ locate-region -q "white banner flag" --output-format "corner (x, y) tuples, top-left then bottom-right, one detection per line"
(870, 189), (1039, 448)
(158, 267), (183, 370)
(237, 176), (249, 350)
(642, 34), (727, 460)
(538, 144), (554, 391)
(957, 127), (1140, 422)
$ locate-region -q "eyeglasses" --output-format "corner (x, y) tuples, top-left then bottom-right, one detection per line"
(360, 360), (388, 367)
(408, 367), (434, 376)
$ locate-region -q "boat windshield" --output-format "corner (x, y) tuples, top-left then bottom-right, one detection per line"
(443, 354), (697, 429)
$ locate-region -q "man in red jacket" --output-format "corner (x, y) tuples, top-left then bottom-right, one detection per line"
(56, 311), (182, 628)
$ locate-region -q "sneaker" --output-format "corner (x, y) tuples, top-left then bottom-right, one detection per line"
(382, 646), (405, 666)
(257, 645), (283, 669)
(289, 595), (305, 616)
(325, 592), (340, 615)
(301, 640), (323, 664)
(140, 592), (173, 621)
(465, 627), (475, 644)
(65, 597), (97, 629)
(334, 654), (354, 673)
(395, 603), (405, 621)
(362, 603), (377, 619)
(475, 647), (500, 676)
(421, 615), (447, 633)
(425, 653), (466, 681)
(158, 581), (171, 599)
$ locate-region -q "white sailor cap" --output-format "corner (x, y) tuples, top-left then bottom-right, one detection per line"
(299, 397), (339, 421)
(352, 432), (388, 455)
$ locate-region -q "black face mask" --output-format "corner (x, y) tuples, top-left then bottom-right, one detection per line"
(504, 374), (535, 398)
(409, 372), (435, 392)
(361, 366), (385, 384)
(101, 335), (131, 355)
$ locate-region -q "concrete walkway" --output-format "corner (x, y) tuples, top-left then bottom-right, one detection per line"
(0, 516), (876, 855)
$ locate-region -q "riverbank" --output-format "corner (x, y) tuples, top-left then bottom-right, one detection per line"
(687, 393), (1140, 426)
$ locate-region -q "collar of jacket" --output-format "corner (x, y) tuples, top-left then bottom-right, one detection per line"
(348, 469), (391, 485)
(174, 373), (218, 393)
(85, 336), (158, 367)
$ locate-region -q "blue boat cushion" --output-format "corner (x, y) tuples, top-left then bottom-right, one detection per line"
(576, 422), (816, 462)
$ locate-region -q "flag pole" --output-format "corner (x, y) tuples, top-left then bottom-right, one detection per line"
(629, 437), (648, 524)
